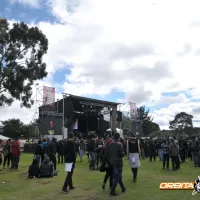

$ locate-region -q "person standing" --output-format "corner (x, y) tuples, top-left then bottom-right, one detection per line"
(162, 140), (169, 170)
(48, 138), (57, 171)
(34, 140), (43, 165)
(108, 133), (126, 196)
(57, 140), (64, 164)
(3, 139), (11, 169)
(62, 132), (76, 194)
(169, 137), (179, 171)
(149, 137), (156, 162)
(88, 134), (97, 170)
(127, 134), (141, 182)
(11, 138), (21, 170)
(101, 138), (113, 190)
(79, 139), (85, 162)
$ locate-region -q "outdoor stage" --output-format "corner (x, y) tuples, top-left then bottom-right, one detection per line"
(38, 93), (122, 138)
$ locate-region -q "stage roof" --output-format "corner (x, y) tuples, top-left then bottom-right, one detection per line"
(62, 93), (120, 106)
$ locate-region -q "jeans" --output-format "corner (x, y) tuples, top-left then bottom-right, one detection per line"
(103, 167), (113, 188)
(163, 154), (169, 169)
(80, 150), (84, 161)
(111, 166), (125, 192)
(3, 155), (11, 167)
(192, 152), (199, 167)
(158, 149), (163, 161)
(62, 162), (75, 191)
(89, 152), (96, 170)
(11, 156), (19, 169)
(35, 155), (41, 165)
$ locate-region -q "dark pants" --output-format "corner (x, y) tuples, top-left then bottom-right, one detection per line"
(180, 150), (186, 162)
(96, 152), (101, 168)
(111, 166), (125, 192)
(11, 156), (19, 169)
(58, 153), (64, 163)
(171, 156), (179, 170)
(0, 156), (2, 165)
(192, 152), (199, 167)
(62, 163), (75, 191)
(103, 167), (113, 188)
(149, 149), (156, 161)
(163, 154), (169, 169)
(41, 154), (44, 163)
(131, 168), (138, 178)
(48, 153), (57, 170)
(3, 155), (11, 167)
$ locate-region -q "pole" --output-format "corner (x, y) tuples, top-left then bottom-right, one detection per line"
(62, 95), (64, 138)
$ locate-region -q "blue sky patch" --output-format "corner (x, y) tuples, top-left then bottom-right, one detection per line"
(0, 0), (56, 23)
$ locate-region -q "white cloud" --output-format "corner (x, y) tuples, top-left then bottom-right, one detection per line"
(9, 0), (40, 8)
(3, 0), (200, 130)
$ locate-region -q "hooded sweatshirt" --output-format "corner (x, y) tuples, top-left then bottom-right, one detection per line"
(40, 157), (54, 177)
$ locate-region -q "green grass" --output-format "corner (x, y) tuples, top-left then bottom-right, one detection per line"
(0, 154), (198, 200)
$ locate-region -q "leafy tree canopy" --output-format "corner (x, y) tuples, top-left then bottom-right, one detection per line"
(0, 18), (48, 108)
(169, 112), (193, 135)
(0, 118), (29, 138)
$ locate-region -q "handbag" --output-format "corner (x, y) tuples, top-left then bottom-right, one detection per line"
(99, 161), (106, 172)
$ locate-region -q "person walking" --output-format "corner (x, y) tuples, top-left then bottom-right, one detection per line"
(62, 132), (76, 194)
(108, 133), (126, 197)
(101, 138), (113, 190)
(127, 133), (141, 182)
(3, 139), (11, 169)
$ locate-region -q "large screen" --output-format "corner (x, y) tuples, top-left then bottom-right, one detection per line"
(39, 115), (63, 135)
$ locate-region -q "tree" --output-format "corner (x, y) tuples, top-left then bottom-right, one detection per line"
(136, 105), (160, 136)
(0, 18), (48, 108)
(0, 118), (29, 138)
(169, 112), (193, 135)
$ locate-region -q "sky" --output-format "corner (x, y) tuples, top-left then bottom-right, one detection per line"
(1, 0), (200, 130)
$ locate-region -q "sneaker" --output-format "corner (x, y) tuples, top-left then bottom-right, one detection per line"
(122, 188), (126, 193)
(62, 189), (69, 194)
(110, 191), (118, 196)
(69, 186), (75, 190)
(133, 177), (137, 182)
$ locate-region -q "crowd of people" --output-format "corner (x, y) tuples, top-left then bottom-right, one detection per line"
(1, 133), (200, 197)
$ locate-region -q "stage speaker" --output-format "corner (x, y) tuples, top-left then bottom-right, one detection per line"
(116, 111), (122, 122)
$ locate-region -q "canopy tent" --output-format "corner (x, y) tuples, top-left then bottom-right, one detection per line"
(0, 135), (9, 140)
(105, 128), (124, 138)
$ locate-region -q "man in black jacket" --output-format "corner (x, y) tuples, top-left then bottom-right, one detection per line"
(108, 133), (126, 196)
(62, 132), (76, 194)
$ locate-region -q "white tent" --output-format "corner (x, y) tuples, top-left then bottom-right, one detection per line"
(106, 128), (124, 138)
(0, 135), (9, 140)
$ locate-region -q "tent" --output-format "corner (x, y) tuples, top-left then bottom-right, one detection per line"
(0, 135), (9, 140)
(105, 128), (124, 138)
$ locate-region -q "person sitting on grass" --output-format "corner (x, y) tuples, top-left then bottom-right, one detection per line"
(39, 156), (54, 178)
(27, 159), (40, 179)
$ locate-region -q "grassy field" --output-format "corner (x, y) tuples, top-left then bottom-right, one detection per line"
(0, 154), (198, 200)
